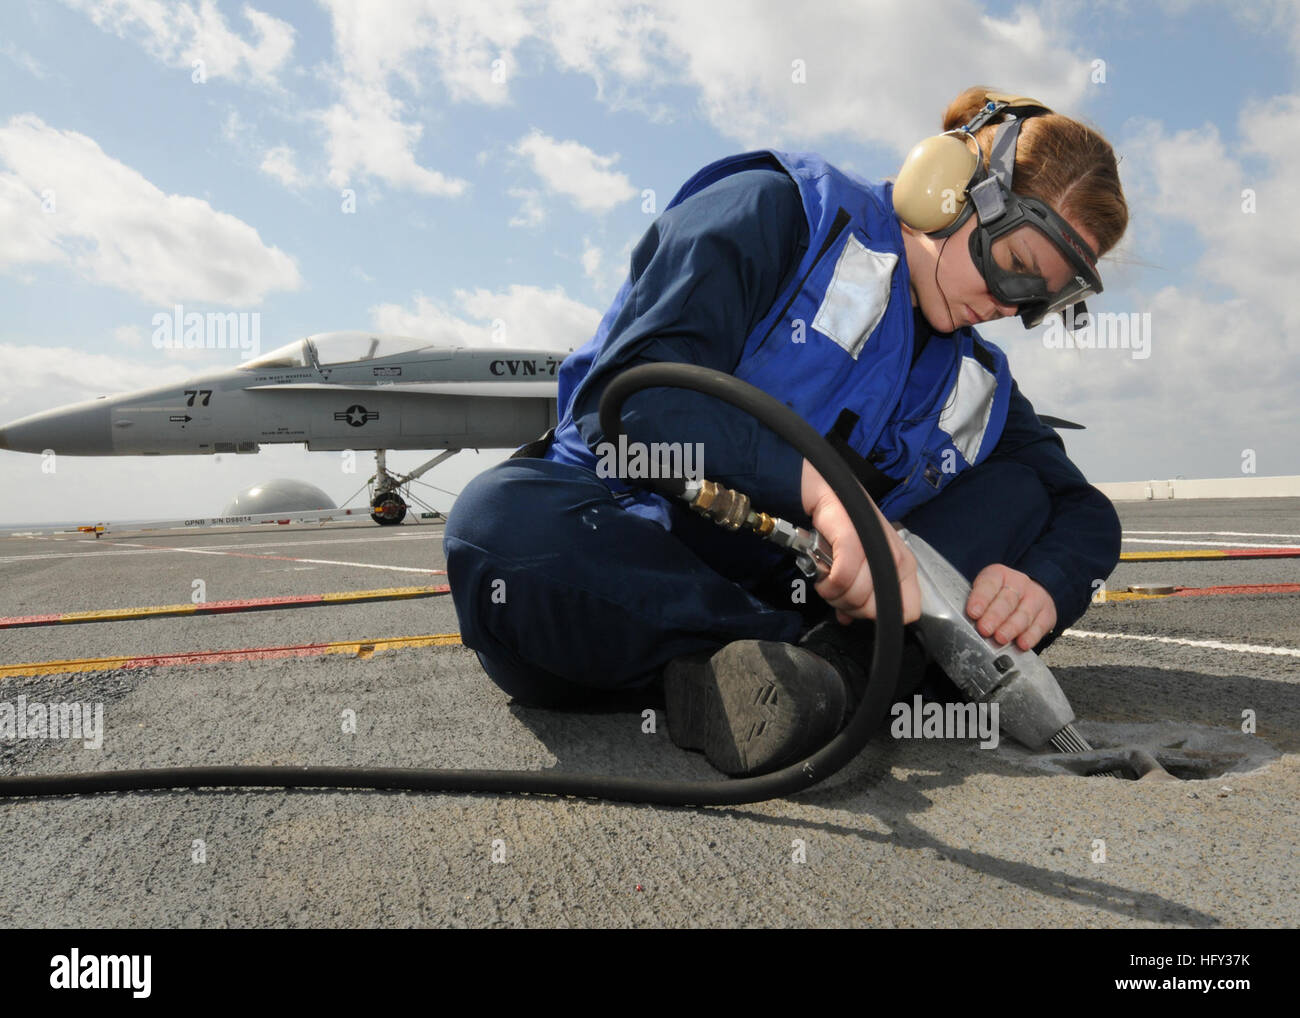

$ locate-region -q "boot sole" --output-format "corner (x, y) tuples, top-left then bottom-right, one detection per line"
(664, 640), (848, 777)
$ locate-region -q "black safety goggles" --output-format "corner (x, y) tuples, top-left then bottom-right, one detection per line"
(967, 192), (1103, 329)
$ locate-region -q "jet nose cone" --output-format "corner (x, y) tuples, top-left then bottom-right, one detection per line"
(0, 401), (114, 454)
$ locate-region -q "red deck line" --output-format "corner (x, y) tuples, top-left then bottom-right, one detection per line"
(1174, 583), (1300, 597)
(120, 642), (337, 668)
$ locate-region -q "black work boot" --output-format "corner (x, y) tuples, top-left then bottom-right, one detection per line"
(663, 640), (849, 777)
(798, 618), (933, 712)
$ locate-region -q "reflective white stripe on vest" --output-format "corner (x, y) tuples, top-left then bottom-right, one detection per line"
(811, 234), (898, 360)
(939, 355), (998, 463)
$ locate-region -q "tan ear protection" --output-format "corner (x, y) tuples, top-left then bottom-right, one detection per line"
(892, 92), (1052, 236)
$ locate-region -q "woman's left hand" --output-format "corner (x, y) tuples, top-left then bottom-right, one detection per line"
(965, 564), (1058, 651)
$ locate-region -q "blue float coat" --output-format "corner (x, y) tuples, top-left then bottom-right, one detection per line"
(544, 162), (1120, 637)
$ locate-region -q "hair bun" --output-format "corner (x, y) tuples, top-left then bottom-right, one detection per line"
(942, 85), (998, 132)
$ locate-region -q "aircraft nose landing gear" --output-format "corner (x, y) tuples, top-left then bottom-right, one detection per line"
(363, 448), (459, 525)
(370, 491), (407, 525)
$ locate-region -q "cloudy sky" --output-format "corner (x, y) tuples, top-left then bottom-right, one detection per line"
(1, 0), (1297, 526)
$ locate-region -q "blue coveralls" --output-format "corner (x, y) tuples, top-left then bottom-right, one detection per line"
(444, 159), (1122, 707)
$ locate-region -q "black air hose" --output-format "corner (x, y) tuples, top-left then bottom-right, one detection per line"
(0, 364), (902, 806)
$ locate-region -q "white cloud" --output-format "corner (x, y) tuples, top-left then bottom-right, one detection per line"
(316, 81), (469, 196)
(225, 114), (313, 192)
(0, 173), (64, 268)
(0, 40), (50, 79)
(371, 284), (600, 352)
(0, 342), (189, 420)
(540, 0), (673, 118)
(370, 294), (493, 347)
(577, 234), (633, 295)
(580, 236), (602, 282)
(312, 0), (530, 197)
(995, 283), (1297, 482)
(55, 0), (1107, 209)
(301, 0), (1093, 203)
(1124, 99), (1300, 333)
(542, 0), (662, 86)
(455, 284), (599, 352)
(320, 0), (531, 102)
(508, 186), (545, 228)
(317, 0), (1092, 154)
(222, 110), (250, 144)
(62, 0), (295, 85)
(314, 1), (643, 201)
(259, 144), (307, 189)
(0, 114), (302, 305)
(511, 130), (637, 213)
(648, 0), (1089, 150)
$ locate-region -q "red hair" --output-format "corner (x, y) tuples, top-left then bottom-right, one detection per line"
(943, 86), (1128, 257)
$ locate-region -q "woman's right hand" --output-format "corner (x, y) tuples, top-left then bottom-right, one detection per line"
(800, 459), (922, 625)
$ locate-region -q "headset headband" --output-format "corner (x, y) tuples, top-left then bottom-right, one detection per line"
(927, 94), (1052, 239)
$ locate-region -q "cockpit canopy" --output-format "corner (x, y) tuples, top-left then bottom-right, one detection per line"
(241, 332), (459, 370)
(242, 340), (311, 369)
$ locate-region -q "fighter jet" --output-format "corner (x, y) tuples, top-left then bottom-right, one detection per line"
(0, 331), (566, 524)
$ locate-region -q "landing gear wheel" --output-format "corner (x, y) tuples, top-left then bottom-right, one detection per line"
(370, 492), (407, 525)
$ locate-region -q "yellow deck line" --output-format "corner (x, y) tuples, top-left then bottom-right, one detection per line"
(4, 585), (447, 627)
(1120, 550), (1227, 560)
(319, 586), (442, 603)
(56, 604), (200, 623)
(0, 632), (463, 679)
(1092, 590), (1173, 603)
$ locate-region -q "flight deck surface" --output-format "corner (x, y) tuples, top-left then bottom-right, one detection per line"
(1, 500), (1296, 928)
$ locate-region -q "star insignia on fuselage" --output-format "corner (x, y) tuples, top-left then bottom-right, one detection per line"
(334, 404), (379, 427)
